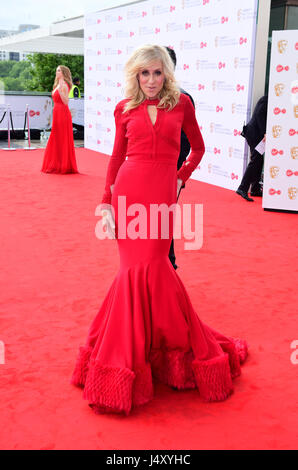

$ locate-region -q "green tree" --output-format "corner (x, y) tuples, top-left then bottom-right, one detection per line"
(0, 61), (15, 78)
(2, 76), (23, 91)
(26, 53), (84, 93)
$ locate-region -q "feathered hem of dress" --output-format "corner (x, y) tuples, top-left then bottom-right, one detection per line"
(70, 339), (248, 416)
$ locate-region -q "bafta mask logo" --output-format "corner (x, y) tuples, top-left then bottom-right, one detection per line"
(229, 147), (234, 158)
(212, 80), (216, 91)
(272, 125), (282, 138)
(274, 83), (285, 97)
(210, 123), (215, 133)
(215, 37), (219, 48)
(277, 40), (288, 54)
(294, 105), (298, 118)
(208, 163), (212, 173)
(196, 60), (200, 70)
(288, 187), (297, 200)
(270, 166), (280, 178)
(232, 103), (236, 114)
(291, 147), (298, 160)
(237, 9), (242, 21)
(198, 17), (202, 28)
(234, 57), (239, 69)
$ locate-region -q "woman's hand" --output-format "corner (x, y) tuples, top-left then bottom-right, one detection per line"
(100, 208), (116, 239)
(57, 79), (69, 105)
(58, 77), (65, 88)
(177, 178), (183, 198)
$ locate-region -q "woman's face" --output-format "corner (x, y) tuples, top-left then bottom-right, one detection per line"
(56, 67), (63, 79)
(138, 60), (165, 100)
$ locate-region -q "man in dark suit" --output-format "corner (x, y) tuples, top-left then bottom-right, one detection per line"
(166, 47), (195, 270)
(236, 95), (268, 201)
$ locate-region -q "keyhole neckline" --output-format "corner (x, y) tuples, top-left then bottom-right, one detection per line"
(143, 98), (160, 105)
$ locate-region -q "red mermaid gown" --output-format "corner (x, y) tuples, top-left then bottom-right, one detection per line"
(71, 93), (248, 415)
(41, 84), (78, 174)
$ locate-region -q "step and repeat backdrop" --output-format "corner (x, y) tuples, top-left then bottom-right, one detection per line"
(263, 30), (298, 212)
(84, 0), (258, 191)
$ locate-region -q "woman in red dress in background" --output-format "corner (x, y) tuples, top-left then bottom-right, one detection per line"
(71, 45), (248, 415)
(41, 65), (78, 174)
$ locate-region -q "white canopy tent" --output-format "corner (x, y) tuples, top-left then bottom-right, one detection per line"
(0, 1), (144, 56)
(0, 16), (84, 55)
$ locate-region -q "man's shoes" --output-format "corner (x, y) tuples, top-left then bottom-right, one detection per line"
(250, 190), (263, 197)
(236, 189), (254, 201)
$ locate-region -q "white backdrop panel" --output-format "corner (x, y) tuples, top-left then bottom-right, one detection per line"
(85, 0), (258, 190)
(263, 30), (298, 212)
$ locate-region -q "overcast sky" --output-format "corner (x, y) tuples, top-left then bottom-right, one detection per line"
(0, 0), (141, 30)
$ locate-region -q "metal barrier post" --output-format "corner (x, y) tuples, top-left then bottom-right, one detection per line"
(2, 105), (16, 151)
(24, 104), (37, 150)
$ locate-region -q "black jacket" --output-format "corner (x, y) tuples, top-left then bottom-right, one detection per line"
(241, 95), (268, 149)
(178, 89), (195, 188)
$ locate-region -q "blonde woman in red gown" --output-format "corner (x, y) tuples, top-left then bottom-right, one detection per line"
(71, 45), (248, 415)
(41, 65), (78, 174)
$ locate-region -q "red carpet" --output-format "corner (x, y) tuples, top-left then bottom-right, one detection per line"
(0, 148), (297, 450)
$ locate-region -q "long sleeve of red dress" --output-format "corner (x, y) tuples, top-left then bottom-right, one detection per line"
(101, 94), (205, 205)
(177, 94), (205, 183)
(101, 103), (128, 206)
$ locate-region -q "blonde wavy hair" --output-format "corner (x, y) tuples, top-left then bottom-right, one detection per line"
(53, 65), (73, 91)
(123, 45), (180, 113)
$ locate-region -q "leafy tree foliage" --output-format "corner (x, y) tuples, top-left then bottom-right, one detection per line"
(26, 53), (84, 92)
(0, 54), (84, 93)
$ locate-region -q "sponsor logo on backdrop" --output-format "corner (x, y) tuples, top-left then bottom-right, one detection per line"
(29, 110), (40, 117)
(215, 36), (239, 47)
(276, 65), (289, 72)
(269, 166), (280, 178)
(286, 170), (298, 177)
(277, 40), (288, 54)
(105, 14), (123, 23)
(116, 30), (131, 38)
(274, 107), (287, 115)
(231, 103), (247, 115)
(152, 5), (174, 15)
(291, 147), (298, 160)
(269, 188), (281, 195)
(180, 40), (200, 50)
(271, 148), (284, 156)
(275, 83), (285, 96)
(127, 9), (148, 20)
(272, 125), (282, 138)
(167, 23), (184, 32)
(240, 37), (248, 45)
(210, 123), (232, 135)
(288, 187), (297, 200)
(86, 17), (96, 26)
(234, 57), (254, 69)
(105, 48), (123, 55)
(86, 49), (96, 56)
(182, 0), (212, 8)
(237, 8), (255, 21)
